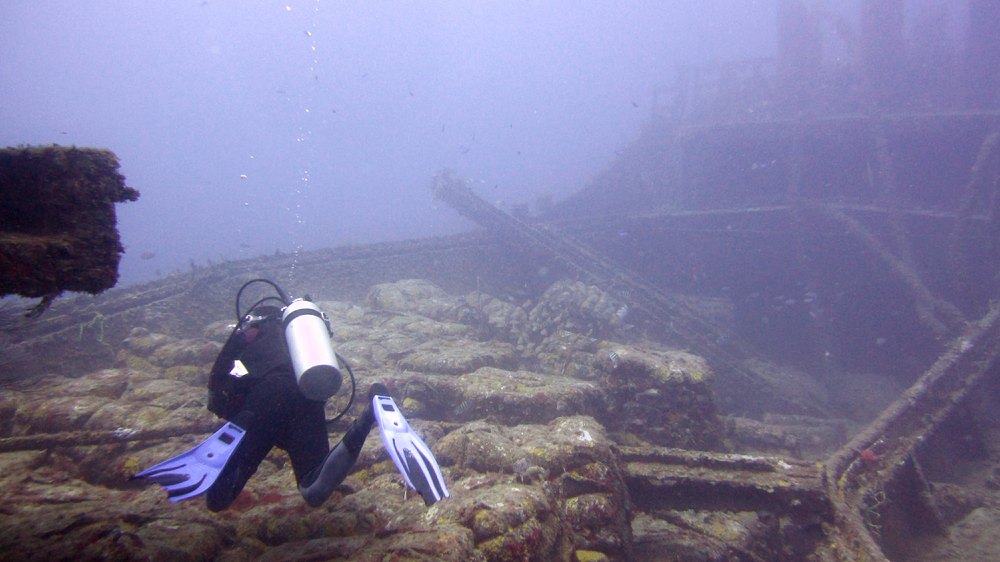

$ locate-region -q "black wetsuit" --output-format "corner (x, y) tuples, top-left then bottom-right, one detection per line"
(204, 311), (368, 512)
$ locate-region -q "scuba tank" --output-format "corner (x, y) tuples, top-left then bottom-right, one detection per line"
(282, 298), (342, 401)
(230, 279), (343, 402)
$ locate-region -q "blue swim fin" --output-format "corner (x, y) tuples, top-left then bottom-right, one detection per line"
(373, 393), (449, 505)
(132, 422), (246, 502)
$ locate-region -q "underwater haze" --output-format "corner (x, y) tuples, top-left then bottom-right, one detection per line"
(0, 0), (780, 286)
(8, 2), (1000, 560)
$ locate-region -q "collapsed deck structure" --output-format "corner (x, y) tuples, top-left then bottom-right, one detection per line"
(0, 145), (139, 315)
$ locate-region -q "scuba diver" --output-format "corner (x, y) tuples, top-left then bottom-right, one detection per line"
(132, 278), (448, 510)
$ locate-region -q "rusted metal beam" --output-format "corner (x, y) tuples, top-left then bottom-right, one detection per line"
(621, 445), (828, 516)
(621, 444), (891, 561)
(950, 129), (1000, 296)
(825, 303), (1000, 559)
(822, 205), (964, 338)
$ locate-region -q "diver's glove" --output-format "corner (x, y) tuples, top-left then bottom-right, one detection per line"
(131, 422), (246, 502)
(373, 389), (450, 506)
(298, 385), (379, 507)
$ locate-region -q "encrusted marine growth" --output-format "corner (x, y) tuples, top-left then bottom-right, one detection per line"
(0, 145), (139, 312)
(526, 280), (625, 342)
(597, 344), (724, 450)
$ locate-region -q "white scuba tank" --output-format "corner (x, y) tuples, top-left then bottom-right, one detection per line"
(282, 299), (342, 401)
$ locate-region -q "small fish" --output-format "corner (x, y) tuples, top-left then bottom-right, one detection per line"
(113, 427), (138, 439)
(615, 305), (629, 321)
(453, 399), (476, 417)
(608, 351), (620, 368)
(139, 251), (156, 260)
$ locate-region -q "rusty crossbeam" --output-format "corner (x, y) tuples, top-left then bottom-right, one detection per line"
(869, 118), (967, 337)
(620, 445), (872, 561)
(824, 303), (1000, 560)
(821, 205), (965, 338)
(827, 303), (1000, 481)
(950, 129), (1000, 295)
(620, 445), (828, 516)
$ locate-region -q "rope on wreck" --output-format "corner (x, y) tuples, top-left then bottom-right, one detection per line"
(0, 421), (218, 453)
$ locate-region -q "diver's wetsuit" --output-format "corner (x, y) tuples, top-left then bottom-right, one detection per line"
(207, 373), (328, 510)
(205, 310), (373, 512)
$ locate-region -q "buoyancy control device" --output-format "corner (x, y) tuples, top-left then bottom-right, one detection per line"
(225, 278), (343, 402)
